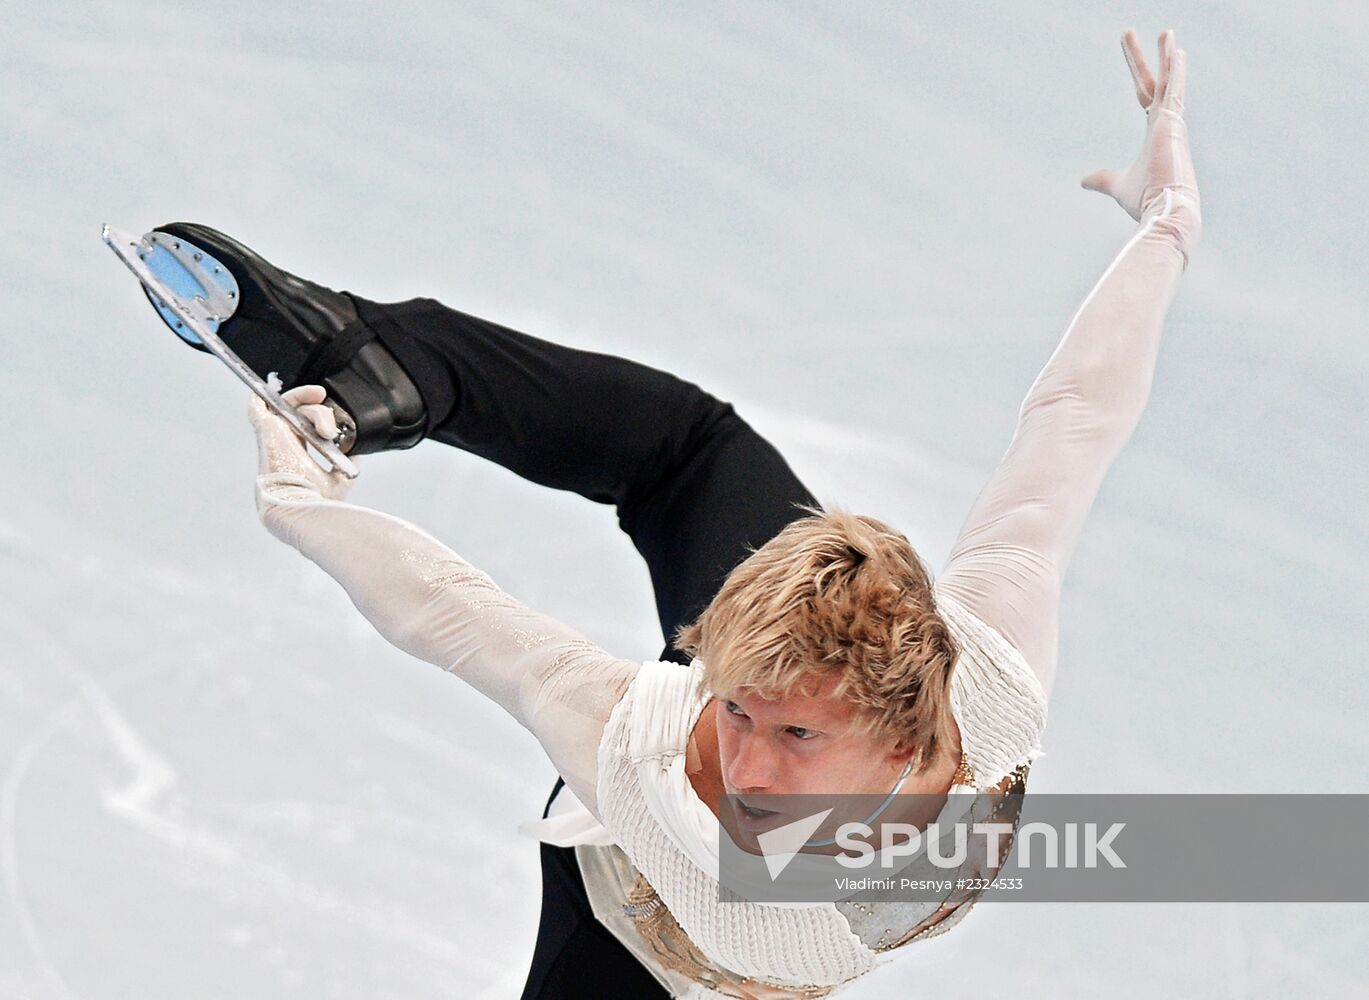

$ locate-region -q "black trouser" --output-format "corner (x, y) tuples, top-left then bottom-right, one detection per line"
(351, 295), (818, 1000)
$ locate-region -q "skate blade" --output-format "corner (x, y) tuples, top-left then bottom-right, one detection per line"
(102, 224), (359, 479)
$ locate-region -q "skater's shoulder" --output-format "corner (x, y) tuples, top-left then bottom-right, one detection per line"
(617, 657), (710, 762)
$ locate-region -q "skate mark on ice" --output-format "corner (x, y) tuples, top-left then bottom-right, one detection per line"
(0, 613), (118, 1000)
(0, 609), (513, 986)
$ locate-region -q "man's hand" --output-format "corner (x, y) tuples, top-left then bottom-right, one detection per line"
(1081, 28), (1201, 253)
(249, 384), (357, 502)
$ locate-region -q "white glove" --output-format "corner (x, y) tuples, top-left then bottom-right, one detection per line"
(248, 384), (357, 503)
(1081, 29), (1202, 258)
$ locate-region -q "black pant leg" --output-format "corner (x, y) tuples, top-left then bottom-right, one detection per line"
(353, 294), (818, 647)
(351, 295), (818, 997)
(521, 779), (670, 1000)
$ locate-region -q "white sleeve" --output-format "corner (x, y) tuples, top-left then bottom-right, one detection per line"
(255, 473), (638, 817)
(937, 188), (1199, 699)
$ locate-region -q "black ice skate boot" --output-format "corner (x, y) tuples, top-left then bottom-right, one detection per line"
(151, 222), (427, 455)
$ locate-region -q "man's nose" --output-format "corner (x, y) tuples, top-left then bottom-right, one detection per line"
(726, 734), (779, 792)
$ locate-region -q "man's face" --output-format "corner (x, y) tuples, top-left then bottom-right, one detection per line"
(713, 671), (912, 836)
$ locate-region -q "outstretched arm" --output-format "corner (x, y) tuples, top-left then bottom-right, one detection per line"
(249, 386), (638, 817)
(938, 29), (1202, 699)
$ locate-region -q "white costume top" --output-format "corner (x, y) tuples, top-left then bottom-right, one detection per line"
(545, 591), (1048, 999)
(252, 182), (1199, 996)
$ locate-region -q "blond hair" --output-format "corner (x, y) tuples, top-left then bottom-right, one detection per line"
(673, 503), (959, 774)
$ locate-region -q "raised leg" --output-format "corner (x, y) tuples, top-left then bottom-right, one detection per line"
(354, 294), (819, 661)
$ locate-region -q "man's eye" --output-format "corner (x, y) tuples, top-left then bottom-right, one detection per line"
(787, 727), (816, 741)
(725, 700), (746, 717)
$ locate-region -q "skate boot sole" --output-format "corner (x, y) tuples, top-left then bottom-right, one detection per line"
(135, 232), (241, 349)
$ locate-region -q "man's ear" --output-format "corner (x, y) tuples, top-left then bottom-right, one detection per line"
(886, 740), (919, 772)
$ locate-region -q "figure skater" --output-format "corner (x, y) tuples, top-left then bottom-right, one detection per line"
(148, 28), (1199, 999)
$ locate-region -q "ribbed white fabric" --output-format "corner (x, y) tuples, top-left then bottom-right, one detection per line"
(937, 593), (1050, 788)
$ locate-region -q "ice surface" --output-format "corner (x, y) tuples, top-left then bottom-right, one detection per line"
(1, 2), (1365, 997)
